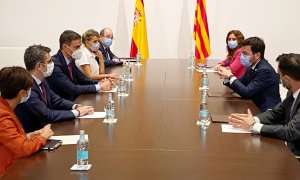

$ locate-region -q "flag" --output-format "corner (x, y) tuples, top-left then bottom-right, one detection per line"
(130, 0), (149, 60)
(193, 0), (211, 63)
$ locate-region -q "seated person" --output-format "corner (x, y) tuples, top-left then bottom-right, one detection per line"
(15, 45), (94, 133)
(0, 66), (53, 177)
(218, 37), (281, 112)
(98, 28), (123, 67)
(213, 30), (246, 78)
(229, 53), (300, 156)
(46, 30), (113, 101)
(76, 29), (119, 80)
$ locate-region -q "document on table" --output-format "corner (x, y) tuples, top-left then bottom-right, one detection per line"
(78, 112), (106, 118)
(221, 124), (252, 133)
(50, 135), (89, 145)
(101, 86), (118, 92)
(196, 69), (217, 73)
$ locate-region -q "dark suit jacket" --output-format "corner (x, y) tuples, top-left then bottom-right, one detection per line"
(99, 43), (123, 67)
(257, 91), (300, 155)
(46, 50), (99, 101)
(226, 59), (281, 112)
(14, 79), (75, 133)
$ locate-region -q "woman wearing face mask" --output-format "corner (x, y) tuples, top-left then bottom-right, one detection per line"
(0, 66), (54, 177)
(75, 29), (119, 80)
(213, 30), (246, 78)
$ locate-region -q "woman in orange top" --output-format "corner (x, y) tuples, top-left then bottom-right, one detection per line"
(0, 66), (54, 177)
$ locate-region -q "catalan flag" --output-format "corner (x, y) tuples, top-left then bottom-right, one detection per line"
(130, 0), (149, 60)
(193, 0), (211, 63)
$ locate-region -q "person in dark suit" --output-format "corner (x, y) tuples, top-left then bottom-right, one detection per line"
(15, 45), (95, 133)
(217, 37), (281, 112)
(98, 28), (123, 67)
(229, 53), (300, 156)
(46, 30), (113, 101)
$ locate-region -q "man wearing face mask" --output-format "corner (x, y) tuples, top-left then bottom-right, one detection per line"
(228, 53), (300, 156)
(98, 28), (123, 67)
(218, 37), (281, 112)
(46, 30), (113, 101)
(14, 45), (95, 133)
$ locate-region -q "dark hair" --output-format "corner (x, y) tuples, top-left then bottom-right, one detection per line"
(24, 45), (51, 71)
(59, 30), (81, 49)
(241, 37), (265, 59)
(0, 66), (33, 99)
(276, 53), (300, 81)
(226, 30), (245, 60)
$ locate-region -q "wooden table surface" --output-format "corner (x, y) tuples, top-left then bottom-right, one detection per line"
(3, 59), (300, 180)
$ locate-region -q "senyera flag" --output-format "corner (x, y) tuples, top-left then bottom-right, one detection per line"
(130, 0), (149, 60)
(193, 0), (211, 64)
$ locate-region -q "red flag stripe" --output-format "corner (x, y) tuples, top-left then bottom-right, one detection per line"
(130, 39), (138, 57)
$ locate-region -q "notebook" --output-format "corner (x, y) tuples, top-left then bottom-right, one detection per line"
(211, 115), (229, 123)
(41, 139), (62, 150)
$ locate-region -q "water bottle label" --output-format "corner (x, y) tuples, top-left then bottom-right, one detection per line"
(200, 110), (208, 117)
(202, 78), (208, 85)
(77, 150), (88, 160)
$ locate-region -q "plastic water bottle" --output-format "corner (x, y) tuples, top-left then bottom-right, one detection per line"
(125, 62), (133, 81)
(188, 52), (195, 69)
(199, 103), (210, 129)
(136, 51), (142, 65)
(104, 93), (115, 122)
(201, 67), (209, 88)
(201, 89), (208, 104)
(77, 130), (88, 166)
(117, 73), (126, 95)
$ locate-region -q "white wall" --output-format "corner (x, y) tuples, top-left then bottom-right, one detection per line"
(0, 0), (299, 69)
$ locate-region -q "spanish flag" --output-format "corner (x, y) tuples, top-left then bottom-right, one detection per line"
(130, 0), (149, 60)
(193, 0), (211, 63)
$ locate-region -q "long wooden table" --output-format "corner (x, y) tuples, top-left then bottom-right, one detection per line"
(3, 59), (300, 179)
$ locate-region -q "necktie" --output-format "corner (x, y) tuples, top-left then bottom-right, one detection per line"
(106, 48), (110, 60)
(39, 82), (48, 104)
(68, 62), (73, 79)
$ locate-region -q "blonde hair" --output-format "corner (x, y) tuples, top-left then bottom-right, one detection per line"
(82, 29), (99, 45)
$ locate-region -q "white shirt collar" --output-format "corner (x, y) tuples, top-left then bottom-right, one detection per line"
(82, 46), (95, 58)
(251, 59), (261, 70)
(64, 56), (71, 65)
(293, 89), (300, 100)
(32, 75), (42, 85)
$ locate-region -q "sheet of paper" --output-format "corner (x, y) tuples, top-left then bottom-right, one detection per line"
(101, 86), (118, 92)
(70, 164), (92, 171)
(50, 135), (88, 145)
(221, 124), (252, 133)
(78, 112), (106, 118)
(196, 69), (217, 73)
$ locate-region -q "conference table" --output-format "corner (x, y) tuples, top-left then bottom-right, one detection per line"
(3, 59), (300, 179)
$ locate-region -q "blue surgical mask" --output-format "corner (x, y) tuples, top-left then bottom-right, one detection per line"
(228, 41), (238, 49)
(103, 38), (112, 47)
(240, 54), (251, 67)
(20, 88), (31, 103)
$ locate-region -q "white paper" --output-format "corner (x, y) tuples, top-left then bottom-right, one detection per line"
(196, 69), (217, 73)
(221, 124), (252, 133)
(78, 112), (106, 118)
(117, 93), (129, 97)
(70, 164), (92, 171)
(50, 135), (88, 145)
(103, 118), (118, 124)
(101, 86), (118, 92)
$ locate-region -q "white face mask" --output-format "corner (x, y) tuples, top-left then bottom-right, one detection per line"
(66, 45), (83, 59)
(90, 42), (100, 52)
(20, 88), (31, 103)
(42, 62), (54, 77)
(72, 49), (82, 59)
